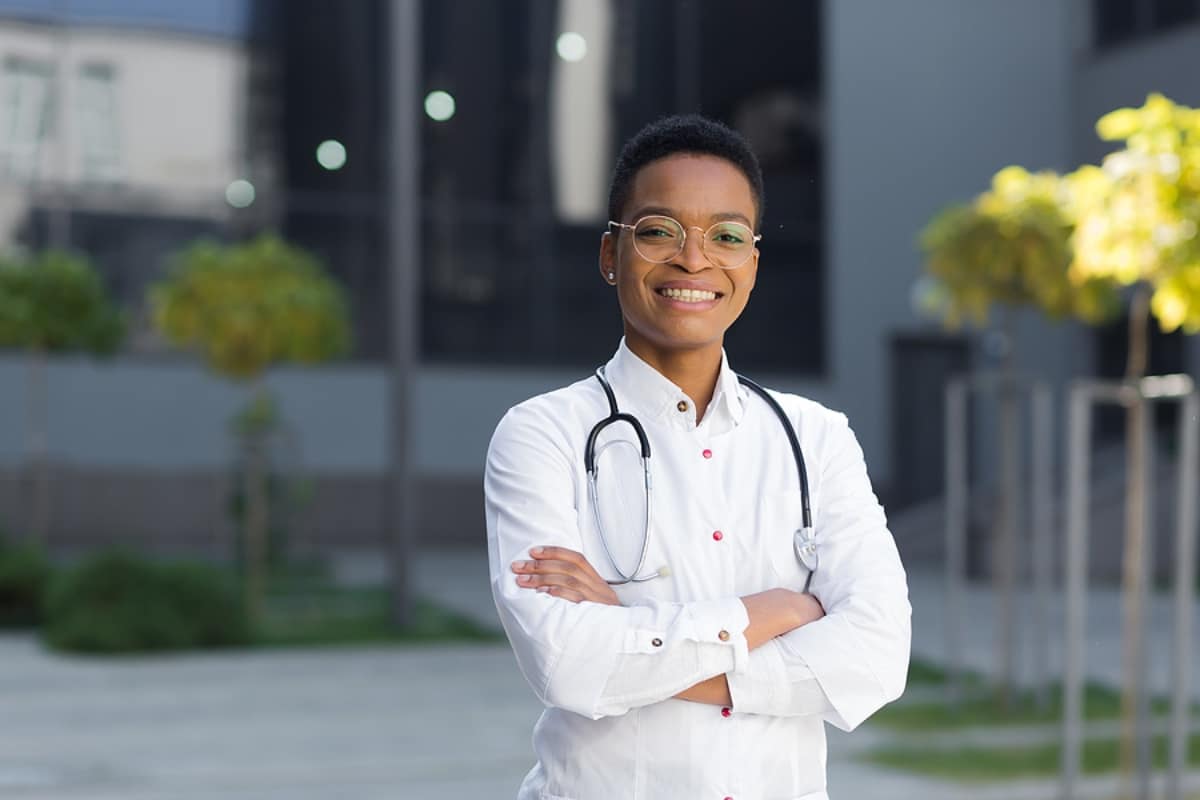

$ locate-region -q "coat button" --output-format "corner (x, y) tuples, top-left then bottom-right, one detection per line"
(651, 637), (663, 647)
(677, 400), (689, 412)
(702, 448), (713, 459)
(712, 531), (723, 541)
(717, 630), (730, 642)
(721, 707), (731, 718)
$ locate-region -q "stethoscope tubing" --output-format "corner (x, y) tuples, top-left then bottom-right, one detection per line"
(587, 366), (814, 589)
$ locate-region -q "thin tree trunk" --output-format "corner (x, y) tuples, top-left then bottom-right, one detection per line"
(27, 347), (49, 542)
(1119, 286), (1151, 786)
(242, 384), (271, 624)
(993, 309), (1019, 711)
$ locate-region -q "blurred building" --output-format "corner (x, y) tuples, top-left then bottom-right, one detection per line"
(0, 0), (1197, 559)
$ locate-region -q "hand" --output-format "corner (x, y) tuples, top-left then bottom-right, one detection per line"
(739, 588), (826, 650)
(511, 546), (621, 606)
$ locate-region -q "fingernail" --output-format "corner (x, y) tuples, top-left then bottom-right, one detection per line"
(516, 575), (533, 584)
(536, 586), (550, 593)
(511, 560), (529, 571)
(530, 547), (544, 556)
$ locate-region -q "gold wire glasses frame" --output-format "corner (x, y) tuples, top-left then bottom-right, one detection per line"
(607, 214), (762, 269)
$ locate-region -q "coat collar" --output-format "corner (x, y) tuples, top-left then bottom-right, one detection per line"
(600, 338), (745, 432)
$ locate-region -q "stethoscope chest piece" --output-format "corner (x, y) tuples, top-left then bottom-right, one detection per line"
(794, 526), (818, 572)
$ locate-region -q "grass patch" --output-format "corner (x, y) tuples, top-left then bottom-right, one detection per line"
(254, 584), (501, 647)
(874, 683), (1183, 731)
(865, 732), (1200, 782)
(906, 658), (952, 685)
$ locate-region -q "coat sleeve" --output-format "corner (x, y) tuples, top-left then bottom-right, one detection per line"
(727, 411), (911, 728)
(485, 402), (753, 720)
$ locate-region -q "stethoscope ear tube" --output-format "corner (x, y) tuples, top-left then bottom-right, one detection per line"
(587, 368), (651, 472)
(586, 366), (816, 587)
(737, 375), (814, 533)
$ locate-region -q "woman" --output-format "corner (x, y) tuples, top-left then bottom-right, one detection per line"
(485, 114), (910, 800)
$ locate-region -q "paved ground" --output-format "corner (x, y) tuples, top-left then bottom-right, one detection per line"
(2, 550), (1197, 799)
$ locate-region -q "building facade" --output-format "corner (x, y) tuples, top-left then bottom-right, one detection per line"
(0, 0), (1197, 558)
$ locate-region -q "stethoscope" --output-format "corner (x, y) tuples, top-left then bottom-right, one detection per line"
(585, 366), (816, 592)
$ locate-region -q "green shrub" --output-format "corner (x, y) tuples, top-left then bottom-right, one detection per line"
(43, 551), (250, 653)
(0, 536), (52, 627)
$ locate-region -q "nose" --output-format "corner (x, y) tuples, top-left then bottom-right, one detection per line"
(673, 226), (710, 273)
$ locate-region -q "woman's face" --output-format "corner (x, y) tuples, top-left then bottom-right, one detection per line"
(600, 153), (759, 356)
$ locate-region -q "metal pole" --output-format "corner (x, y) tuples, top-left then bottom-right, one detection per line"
(48, 0), (71, 249)
(387, 0), (422, 627)
(996, 379), (1021, 707)
(945, 379), (968, 706)
(1167, 392), (1198, 800)
(1061, 385), (1092, 800)
(1030, 383), (1053, 711)
(1133, 397), (1154, 800)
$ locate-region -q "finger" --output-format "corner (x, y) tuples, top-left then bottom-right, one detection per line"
(517, 574), (602, 604)
(538, 585), (586, 603)
(527, 548), (608, 583)
(511, 559), (580, 575)
(529, 546), (584, 565)
(515, 572), (583, 591)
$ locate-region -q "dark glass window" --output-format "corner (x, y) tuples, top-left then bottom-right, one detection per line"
(1094, 0), (1199, 48)
(419, 0), (825, 374)
(1151, 0), (1199, 28)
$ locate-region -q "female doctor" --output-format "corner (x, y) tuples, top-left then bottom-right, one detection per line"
(485, 114), (910, 800)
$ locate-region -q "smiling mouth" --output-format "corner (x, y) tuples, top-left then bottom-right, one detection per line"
(656, 287), (721, 303)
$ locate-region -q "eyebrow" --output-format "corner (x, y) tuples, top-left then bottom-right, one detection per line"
(628, 205), (754, 228)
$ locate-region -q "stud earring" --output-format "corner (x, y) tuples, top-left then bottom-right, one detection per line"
(607, 271), (615, 282)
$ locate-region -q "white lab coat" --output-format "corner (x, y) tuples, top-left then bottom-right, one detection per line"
(485, 340), (911, 800)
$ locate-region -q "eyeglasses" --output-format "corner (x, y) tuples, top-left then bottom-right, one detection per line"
(608, 215), (761, 269)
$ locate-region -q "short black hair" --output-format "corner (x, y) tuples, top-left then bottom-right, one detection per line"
(607, 114), (765, 229)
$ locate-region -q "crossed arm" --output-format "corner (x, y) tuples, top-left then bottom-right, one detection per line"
(488, 403), (909, 725)
(510, 546), (825, 706)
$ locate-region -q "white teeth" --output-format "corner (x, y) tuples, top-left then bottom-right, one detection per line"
(659, 287), (717, 302)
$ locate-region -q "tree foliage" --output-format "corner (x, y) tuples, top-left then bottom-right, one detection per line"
(150, 234), (351, 379)
(1068, 93), (1200, 333)
(0, 249), (125, 354)
(920, 166), (1120, 328)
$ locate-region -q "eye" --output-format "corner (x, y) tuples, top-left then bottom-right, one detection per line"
(632, 216), (684, 242)
(709, 223), (749, 246)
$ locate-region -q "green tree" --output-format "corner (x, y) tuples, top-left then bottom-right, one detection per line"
(0, 250), (125, 541)
(1064, 92), (1200, 779)
(920, 165), (1118, 329)
(150, 234), (351, 621)
(920, 167), (1120, 710)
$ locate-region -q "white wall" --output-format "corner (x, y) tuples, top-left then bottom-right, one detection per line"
(0, 355), (839, 478)
(0, 19), (246, 194)
(825, 0), (1084, 484)
(1073, 23), (1200, 166)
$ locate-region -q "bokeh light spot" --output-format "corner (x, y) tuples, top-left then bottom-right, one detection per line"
(424, 90), (456, 122)
(316, 139), (347, 170)
(225, 179), (255, 208)
(556, 32), (587, 62)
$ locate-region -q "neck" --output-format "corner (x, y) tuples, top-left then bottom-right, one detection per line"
(624, 334), (723, 422)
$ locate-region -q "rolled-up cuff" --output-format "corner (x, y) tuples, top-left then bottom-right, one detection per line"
(685, 596), (751, 673)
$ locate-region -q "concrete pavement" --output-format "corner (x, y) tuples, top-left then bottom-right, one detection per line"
(1, 550), (1197, 799)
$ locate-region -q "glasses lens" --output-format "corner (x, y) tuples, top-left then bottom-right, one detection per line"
(704, 221), (755, 268)
(631, 216), (684, 262)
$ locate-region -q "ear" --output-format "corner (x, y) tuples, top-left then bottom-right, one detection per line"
(598, 231), (617, 283)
